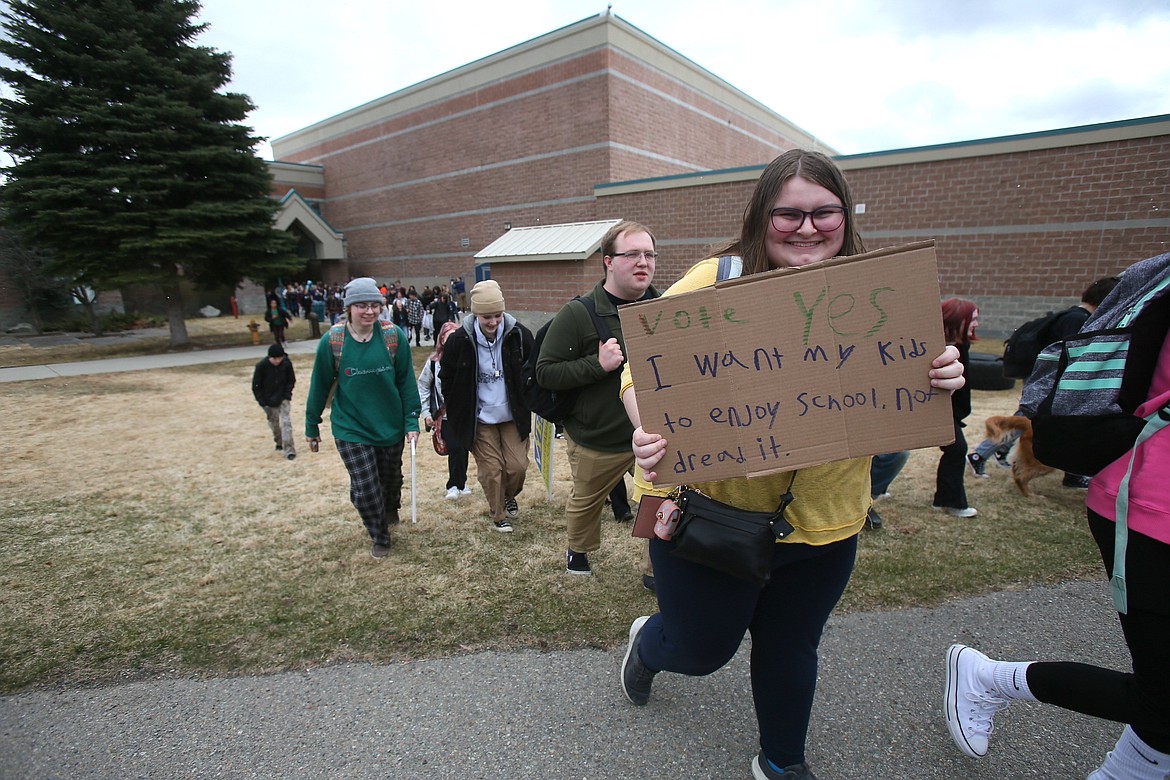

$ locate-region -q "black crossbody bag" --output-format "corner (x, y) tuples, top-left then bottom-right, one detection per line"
(670, 475), (796, 586)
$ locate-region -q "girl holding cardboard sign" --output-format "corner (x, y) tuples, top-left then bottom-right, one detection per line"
(618, 149), (966, 780)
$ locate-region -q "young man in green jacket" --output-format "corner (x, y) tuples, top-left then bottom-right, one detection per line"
(535, 220), (661, 580)
(304, 277), (421, 559)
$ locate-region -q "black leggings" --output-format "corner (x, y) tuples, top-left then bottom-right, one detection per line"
(1027, 509), (1170, 751)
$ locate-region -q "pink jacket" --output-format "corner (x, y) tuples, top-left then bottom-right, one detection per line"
(1087, 334), (1170, 545)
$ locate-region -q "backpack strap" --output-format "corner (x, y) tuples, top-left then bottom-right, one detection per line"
(328, 323), (346, 371)
(378, 321), (399, 361)
(1111, 399), (1170, 614)
(330, 321), (399, 371)
(717, 255), (743, 281)
(574, 296), (612, 343)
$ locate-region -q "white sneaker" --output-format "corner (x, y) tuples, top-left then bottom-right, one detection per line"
(933, 505), (978, 518)
(945, 644), (1010, 758)
(445, 486), (460, 500)
(461, 486), (472, 495)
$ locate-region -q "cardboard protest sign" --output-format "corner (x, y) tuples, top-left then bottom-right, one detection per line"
(618, 240), (954, 487)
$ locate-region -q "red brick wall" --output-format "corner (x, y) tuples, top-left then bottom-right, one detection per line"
(273, 43), (808, 301)
(596, 135), (1170, 334)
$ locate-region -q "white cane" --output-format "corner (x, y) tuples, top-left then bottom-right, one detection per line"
(410, 437), (417, 524)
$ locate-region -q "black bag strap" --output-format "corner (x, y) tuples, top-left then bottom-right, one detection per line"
(574, 296), (612, 343)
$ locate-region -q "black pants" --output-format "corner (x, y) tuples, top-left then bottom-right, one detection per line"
(441, 423), (469, 491)
(641, 534), (857, 767)
(609, 479), (631, 520)
(1027, 509), (1170, 751)
(933, 419), (969, 509)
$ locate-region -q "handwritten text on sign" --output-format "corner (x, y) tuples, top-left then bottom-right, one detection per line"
(617, 241), (955, 487)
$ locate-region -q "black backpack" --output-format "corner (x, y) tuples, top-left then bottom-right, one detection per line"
(1001, 308), (1077, 378)
(522, 297), (611, 424)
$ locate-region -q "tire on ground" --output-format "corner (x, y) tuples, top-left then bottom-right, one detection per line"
(967, 352), (1016, 391)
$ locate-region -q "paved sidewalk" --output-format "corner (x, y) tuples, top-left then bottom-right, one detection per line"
(0, 337), (319, 383)
(0, 580), (1126, 779)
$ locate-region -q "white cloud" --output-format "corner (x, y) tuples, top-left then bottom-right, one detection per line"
(188, 0), (1170, 158)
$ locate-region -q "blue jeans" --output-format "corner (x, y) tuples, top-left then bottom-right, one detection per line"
(639, 534), (858, 767)
(870, 451), (909, 496)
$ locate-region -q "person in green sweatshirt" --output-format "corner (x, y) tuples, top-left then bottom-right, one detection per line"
(304, 277), (421, 559)
(535, 219), (661, 582)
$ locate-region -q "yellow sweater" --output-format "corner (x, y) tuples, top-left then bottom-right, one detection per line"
(621, 258), (868, 545)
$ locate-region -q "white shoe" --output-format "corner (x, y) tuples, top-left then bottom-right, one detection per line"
(461, 486), (472, 495)
(945, 644), (1010, 758)
(445, 486), (460, 500)
(933, 505), (978, 518)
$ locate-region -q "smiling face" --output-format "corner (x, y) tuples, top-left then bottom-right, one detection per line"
(348, 301), (383, 329)
(764, 176), (847, 269)
(476, 312), (503, 339)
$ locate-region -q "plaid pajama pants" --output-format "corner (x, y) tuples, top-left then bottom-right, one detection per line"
(335, 438), (406, 546)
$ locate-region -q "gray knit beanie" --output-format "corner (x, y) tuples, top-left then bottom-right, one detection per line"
(343, 277), (385, 307)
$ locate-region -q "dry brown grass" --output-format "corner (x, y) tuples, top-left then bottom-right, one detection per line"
(0, 323), (1101, 693)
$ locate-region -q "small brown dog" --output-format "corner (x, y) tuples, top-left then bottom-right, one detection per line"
(983, 416), (1056, 496)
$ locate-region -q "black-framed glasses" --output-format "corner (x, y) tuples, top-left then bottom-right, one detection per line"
(352, 302), (383, 311)
(769, 206), (846, 234)
(609, 250), (660, 261)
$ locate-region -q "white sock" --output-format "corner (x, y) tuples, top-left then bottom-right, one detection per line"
(990, 661), (1038, 702)
(1089, 727), (1170, 780)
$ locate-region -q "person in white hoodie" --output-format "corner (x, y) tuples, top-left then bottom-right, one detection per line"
(438, 280), (535, 532)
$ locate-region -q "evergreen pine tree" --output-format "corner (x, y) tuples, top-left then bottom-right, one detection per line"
(0, 0), (299, 345)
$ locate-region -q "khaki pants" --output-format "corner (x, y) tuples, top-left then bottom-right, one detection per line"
(471, 421), (528, 520)
(565, 435), (653, 577)
(263, 401), (295, 457)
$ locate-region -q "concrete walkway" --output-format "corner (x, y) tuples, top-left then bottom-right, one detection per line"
(0, 334), (319, 383)
(0, 581), (1125, 779)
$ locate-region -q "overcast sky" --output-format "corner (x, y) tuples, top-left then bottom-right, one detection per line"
(194, 0), (1168, 160)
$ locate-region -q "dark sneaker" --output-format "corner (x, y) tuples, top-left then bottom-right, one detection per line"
(966, 453), (988, 478)
(370, 543), (390, 559)
(286, 452), (296, 460)
(751, 753), (819, 779)
(566, 549), (592, 575)
(492, 519), (513, 533)
(1062, 473), (1091, 489)
(274, 442), (283, 451)
(615, 510), (634, 523)
(642, 575), (656, 593)
(621, 615), (655, 705)
(993, 450), (1012, 469)
(865, 506), (883, 531)
(503, 497), (519, 518)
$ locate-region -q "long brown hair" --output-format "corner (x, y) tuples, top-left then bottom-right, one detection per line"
(710, 149), (865, 275)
